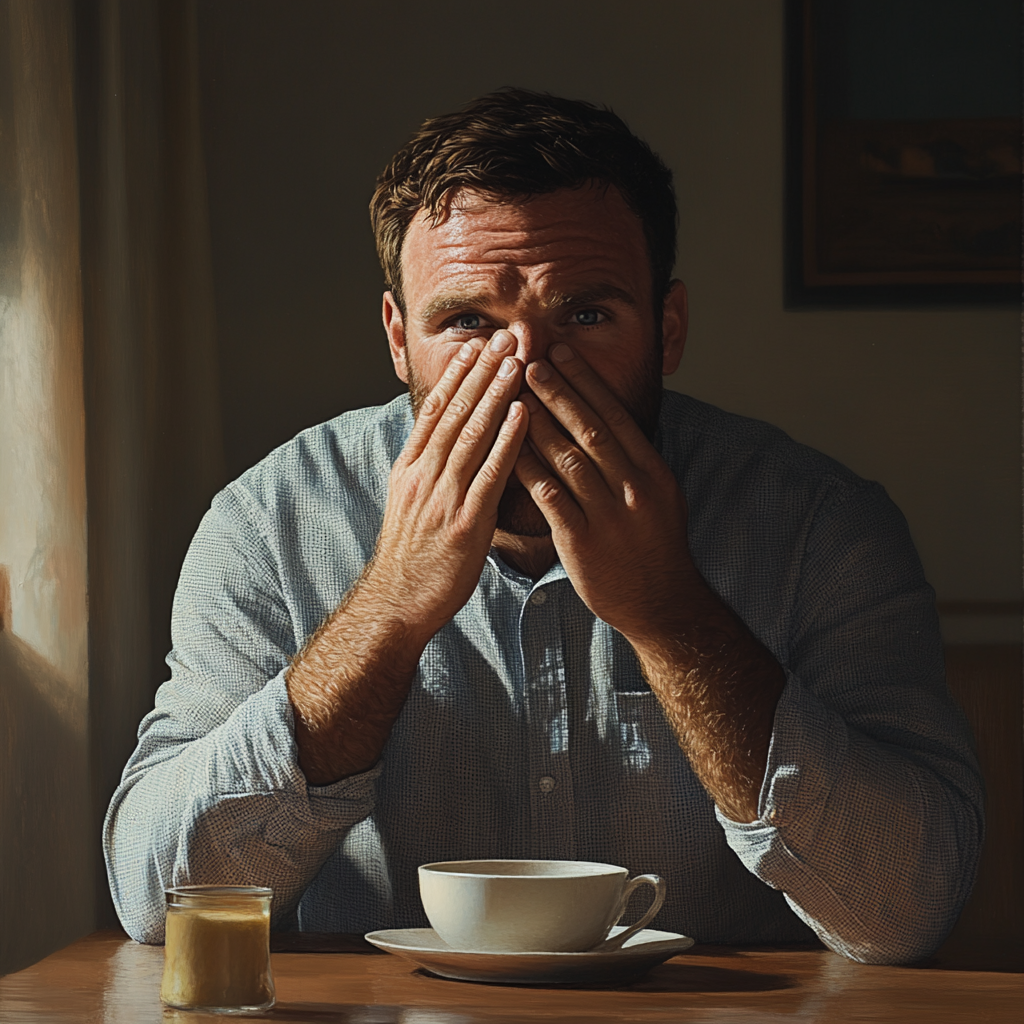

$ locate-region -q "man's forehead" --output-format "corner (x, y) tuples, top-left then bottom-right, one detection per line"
(400, 187), (649, 298)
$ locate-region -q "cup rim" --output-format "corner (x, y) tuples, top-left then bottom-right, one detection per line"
(418, 859), (628, 879)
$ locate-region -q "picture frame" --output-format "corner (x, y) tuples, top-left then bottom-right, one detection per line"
(785, 0), (1022, 307)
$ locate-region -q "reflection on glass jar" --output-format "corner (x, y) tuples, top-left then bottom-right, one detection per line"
(160, 885), (275, 1014)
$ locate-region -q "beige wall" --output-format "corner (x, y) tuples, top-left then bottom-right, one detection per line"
(202, 0), (1020, 645)
(659, 6), (1020, 638)
(0, 0), (93, 976)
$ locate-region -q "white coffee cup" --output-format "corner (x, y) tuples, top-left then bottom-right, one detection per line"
(418, 859), (666, 953)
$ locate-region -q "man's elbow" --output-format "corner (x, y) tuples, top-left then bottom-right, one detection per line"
(111, 889), (167, 946)
(812, 892), (972, 966)
(124, 915), (166, 947)
(104, 845), (169, 945)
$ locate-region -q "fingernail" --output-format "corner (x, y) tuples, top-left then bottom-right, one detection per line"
(531, 361), (551, 382)
(458, 342), (474, 359)
(497, 357), (516, 378)
(489, 330), (513, 352)
(551, 343), (573, 362)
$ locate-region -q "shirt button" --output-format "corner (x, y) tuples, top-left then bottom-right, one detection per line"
(530, 590), (548, 606)
(538, 776), (556, 793)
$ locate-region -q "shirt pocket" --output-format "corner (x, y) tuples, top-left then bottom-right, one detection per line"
(613, 691), (680, 775)
(610, 691), (708, 807)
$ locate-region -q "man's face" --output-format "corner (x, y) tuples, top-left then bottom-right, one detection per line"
(383, 185), (685, 536)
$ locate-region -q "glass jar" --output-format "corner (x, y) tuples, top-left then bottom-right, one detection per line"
(161, 885), (275, 1014)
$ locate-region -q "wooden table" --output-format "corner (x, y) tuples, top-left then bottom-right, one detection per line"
(0, 930), (1020, 1023)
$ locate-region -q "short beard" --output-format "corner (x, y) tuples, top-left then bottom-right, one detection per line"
(405, 337), (664, 538)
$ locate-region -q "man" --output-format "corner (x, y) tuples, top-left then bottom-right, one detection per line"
(105, 90), (982, 965)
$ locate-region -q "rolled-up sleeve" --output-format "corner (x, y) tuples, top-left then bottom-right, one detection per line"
(717, 481), (984, 965)
(103, 487), (378, 944)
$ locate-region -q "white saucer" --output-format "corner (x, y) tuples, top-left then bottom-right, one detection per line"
(364, 925), (694, 986)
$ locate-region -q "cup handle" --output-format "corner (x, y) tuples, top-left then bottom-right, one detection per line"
(590, 874), (666, 952)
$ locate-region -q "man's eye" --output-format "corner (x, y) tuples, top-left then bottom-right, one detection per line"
(573, 309), (604, 326)
(452, 314), (482, 331)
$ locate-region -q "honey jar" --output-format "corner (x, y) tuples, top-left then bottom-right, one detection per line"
(160, 885), (275, 1013)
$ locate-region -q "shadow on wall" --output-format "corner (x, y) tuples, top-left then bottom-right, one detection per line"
(0, 566), (93, 976)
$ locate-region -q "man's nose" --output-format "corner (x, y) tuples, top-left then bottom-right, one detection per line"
(507, 322), (552, 379)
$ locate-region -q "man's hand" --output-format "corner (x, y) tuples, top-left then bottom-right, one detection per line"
(514, 342), (696, 643)
(514, 342), (786, 823)
(286, 331), (527, 784)
(366, 329), (528, 640)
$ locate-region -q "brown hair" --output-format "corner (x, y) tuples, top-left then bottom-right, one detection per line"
(370, 88), (677, 313)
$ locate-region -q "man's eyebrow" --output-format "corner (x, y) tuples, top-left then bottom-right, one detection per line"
(418, 284), (639, 323)
(543, 285), (638, 310)
(419, 294), (492, 322)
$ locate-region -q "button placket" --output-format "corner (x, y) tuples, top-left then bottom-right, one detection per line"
(520, 585), (574, 860)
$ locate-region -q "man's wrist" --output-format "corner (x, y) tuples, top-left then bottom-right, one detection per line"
(345, 558), (446, 655)
(617, 567), (727, 670)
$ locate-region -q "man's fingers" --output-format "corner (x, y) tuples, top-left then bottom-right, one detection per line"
(463, 399), (529, 521)
(414, 331), (520, 477)
(432, 330), (517, 438)
(519, 391), (611, 509)
(444, 354), (524, 485)
(512, 438), (586, 534)
(401, 338), (485, 462)
(527, 344), (660, 472)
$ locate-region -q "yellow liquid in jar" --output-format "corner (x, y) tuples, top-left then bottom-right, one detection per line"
(161, 906), (274, 1010)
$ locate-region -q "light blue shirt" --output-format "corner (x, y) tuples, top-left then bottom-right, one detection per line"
(104, 391), (983, 964)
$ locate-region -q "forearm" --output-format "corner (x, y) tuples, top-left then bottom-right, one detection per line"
(627, 574), (786, 823)
(103, 674), (376, 943)
(286, 568), (433, 785)
(286, 332), (528, 785)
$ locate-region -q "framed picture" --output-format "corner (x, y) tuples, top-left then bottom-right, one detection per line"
(786, 0), (1022, 306)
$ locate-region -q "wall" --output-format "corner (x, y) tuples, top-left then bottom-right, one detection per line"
(199, 0), (1020, 641)
(0, 0), (93, 976)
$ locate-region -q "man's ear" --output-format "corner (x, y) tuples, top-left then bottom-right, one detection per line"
(660, 279), (688, 376)
(383, 291), (409, 384)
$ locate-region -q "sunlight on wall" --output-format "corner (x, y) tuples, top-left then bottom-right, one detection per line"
(0, 280), (88, 730)
(0, 0), (93, 976)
